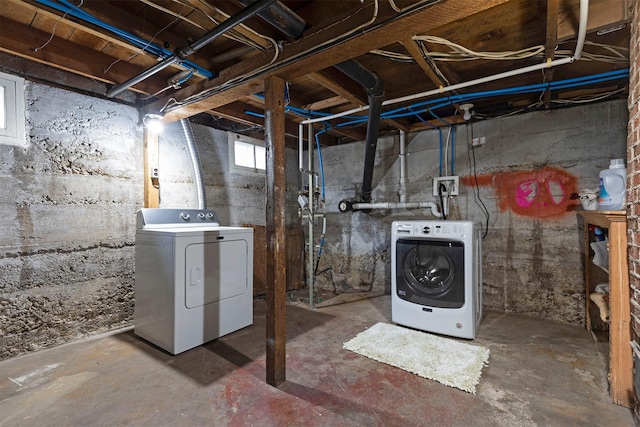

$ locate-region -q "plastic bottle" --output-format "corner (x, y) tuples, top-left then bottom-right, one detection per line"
(597, 158), (626, 210)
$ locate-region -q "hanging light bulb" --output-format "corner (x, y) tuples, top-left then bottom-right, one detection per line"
(460, 103), (474, 121)
(143, 113), (165, 133)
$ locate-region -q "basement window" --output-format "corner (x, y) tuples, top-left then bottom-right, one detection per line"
(228, 133), (265, 173)
(0, 71), (26, 147)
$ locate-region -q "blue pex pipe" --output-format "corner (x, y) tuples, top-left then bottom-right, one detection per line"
(254, 69), (629, 128)
(35, 0), (214, 78)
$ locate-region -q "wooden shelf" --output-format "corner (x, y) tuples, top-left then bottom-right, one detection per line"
(577, 210), (633, 407)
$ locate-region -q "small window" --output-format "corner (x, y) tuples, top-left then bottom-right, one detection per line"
(0, 71), (26, 147)
(228, 133), (265, 173)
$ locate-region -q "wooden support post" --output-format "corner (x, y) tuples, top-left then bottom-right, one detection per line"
(264, 76), (287, 387)
(543, 0), (559, 108)
(143, 128), (160, 208)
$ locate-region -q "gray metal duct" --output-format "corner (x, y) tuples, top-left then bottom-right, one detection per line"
(180, 118), (206, 209)
(240, 0), (305, 39)
(334, 60), (384, 204)
(106, 0), (276, 98)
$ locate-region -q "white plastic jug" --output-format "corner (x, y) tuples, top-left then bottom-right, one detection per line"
(597, 158), (626, 210)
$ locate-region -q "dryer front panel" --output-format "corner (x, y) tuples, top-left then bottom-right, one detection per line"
(395, 238), (465, 308)
(184, 239), (248, 309)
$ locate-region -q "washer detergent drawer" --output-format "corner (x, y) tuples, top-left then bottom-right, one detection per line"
(184, 239), (248, 308)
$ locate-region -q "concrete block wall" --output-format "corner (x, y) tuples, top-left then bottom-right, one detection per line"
(626, 0), (640, 421)
(0, 78), (296, 360)
(316, 99), (628, 324)
(158, 124), (300, 226)
(0, 82), (142, 359)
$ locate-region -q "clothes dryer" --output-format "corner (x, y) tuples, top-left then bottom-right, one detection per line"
(391, 220), (482, 339)
(135, 208), (253, 354)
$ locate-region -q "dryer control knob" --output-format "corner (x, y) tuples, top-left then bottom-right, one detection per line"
(197, 213), (205, 220)
(422, 226), (430, 234)
(180, 212), (190, 221)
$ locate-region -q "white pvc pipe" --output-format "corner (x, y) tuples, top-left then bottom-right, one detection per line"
(301, 0), (589, 125)
(399, 130), (407, 203)
(298, 122), (304, 171)
(351, 201), (442, 217)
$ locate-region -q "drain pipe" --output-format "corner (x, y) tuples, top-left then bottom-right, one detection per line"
(106, 0), (276, 98)
(399, 130), (407, 203)
(180, 118), (206, 209)
(334, 60), (384, 204)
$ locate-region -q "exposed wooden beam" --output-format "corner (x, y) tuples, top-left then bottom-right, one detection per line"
(400, 37), (448, 88)
(543, 0), (559, 107)
(146, 0), (513, 121)
(209, 101), (337, 146)
(264, 75), (287, 388)
(557, 0), (630, 42)
(186, 0), (272, 50)
(143, 128), (160, 208)
(302, 95), (349, 111)
(308, 70), (411, 133)
(247, 89), (367, 142)
(409, 114), (467, 131)
(0, 16), (168, 95)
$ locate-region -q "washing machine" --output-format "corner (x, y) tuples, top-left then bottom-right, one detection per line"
(391, 220), (482, 339)
(135, 208), (253, 354)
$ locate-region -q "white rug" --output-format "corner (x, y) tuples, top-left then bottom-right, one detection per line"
(343, 322), (490, 394)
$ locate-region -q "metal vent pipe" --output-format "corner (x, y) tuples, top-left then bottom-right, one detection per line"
(334, 60), (384, 203)
(180, 119), (206, 209)
(106, 0), (276, 98)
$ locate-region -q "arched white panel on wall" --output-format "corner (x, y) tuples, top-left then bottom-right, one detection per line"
(0, 71), (26, 147)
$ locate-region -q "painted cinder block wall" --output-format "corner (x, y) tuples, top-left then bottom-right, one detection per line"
(316, 99), (627, 324)
(626, 0), (640, 421)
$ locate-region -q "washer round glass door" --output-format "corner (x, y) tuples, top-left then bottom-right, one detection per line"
(395, 238), (465, 308)
(404, 244), (455, 295)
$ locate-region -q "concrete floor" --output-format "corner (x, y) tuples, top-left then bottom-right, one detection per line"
(0, 294), (634, 426)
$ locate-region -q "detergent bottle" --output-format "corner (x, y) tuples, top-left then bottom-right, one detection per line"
(597, 158), (626, 210)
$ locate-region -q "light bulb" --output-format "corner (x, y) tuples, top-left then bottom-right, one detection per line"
(143, 113), (164, 133)
(460, 103), (474, 121)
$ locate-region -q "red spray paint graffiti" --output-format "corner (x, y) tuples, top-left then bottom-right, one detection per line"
(461, 167), (579, 218)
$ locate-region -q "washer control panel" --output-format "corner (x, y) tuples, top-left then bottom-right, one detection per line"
(393, 221), (471, 238)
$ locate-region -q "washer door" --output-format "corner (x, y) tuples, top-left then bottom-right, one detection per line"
(395, 238), (465, 308)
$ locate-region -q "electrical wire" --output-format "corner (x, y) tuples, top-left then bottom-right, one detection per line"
(412, 35), (628, 64)
(388, 0), (440, 13)
(466, 124), (490, 239)
(369, 49), (414, 62)
(34, 0), (213, 78)
(34, 0), (83, 52)
(413, 35), (545, 61)
(163, 0), (380, 112)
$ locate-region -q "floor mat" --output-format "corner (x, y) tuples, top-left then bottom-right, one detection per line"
(343, 322), (490, 394)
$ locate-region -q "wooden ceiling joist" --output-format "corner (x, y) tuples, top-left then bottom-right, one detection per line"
(0, 16), (168, 94)
(146, 0), (512, 121)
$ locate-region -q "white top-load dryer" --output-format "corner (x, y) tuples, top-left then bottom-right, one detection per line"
(134, 208), (253, 354)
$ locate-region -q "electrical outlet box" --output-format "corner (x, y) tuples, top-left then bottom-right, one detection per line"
(433, 176), (459, 196)
(471, 136), (486, 147)
(151, 167), (159, 179)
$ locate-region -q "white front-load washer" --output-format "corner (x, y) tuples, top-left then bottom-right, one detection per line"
(391, 220), (482, 339)
(135, 208), (253, 354)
